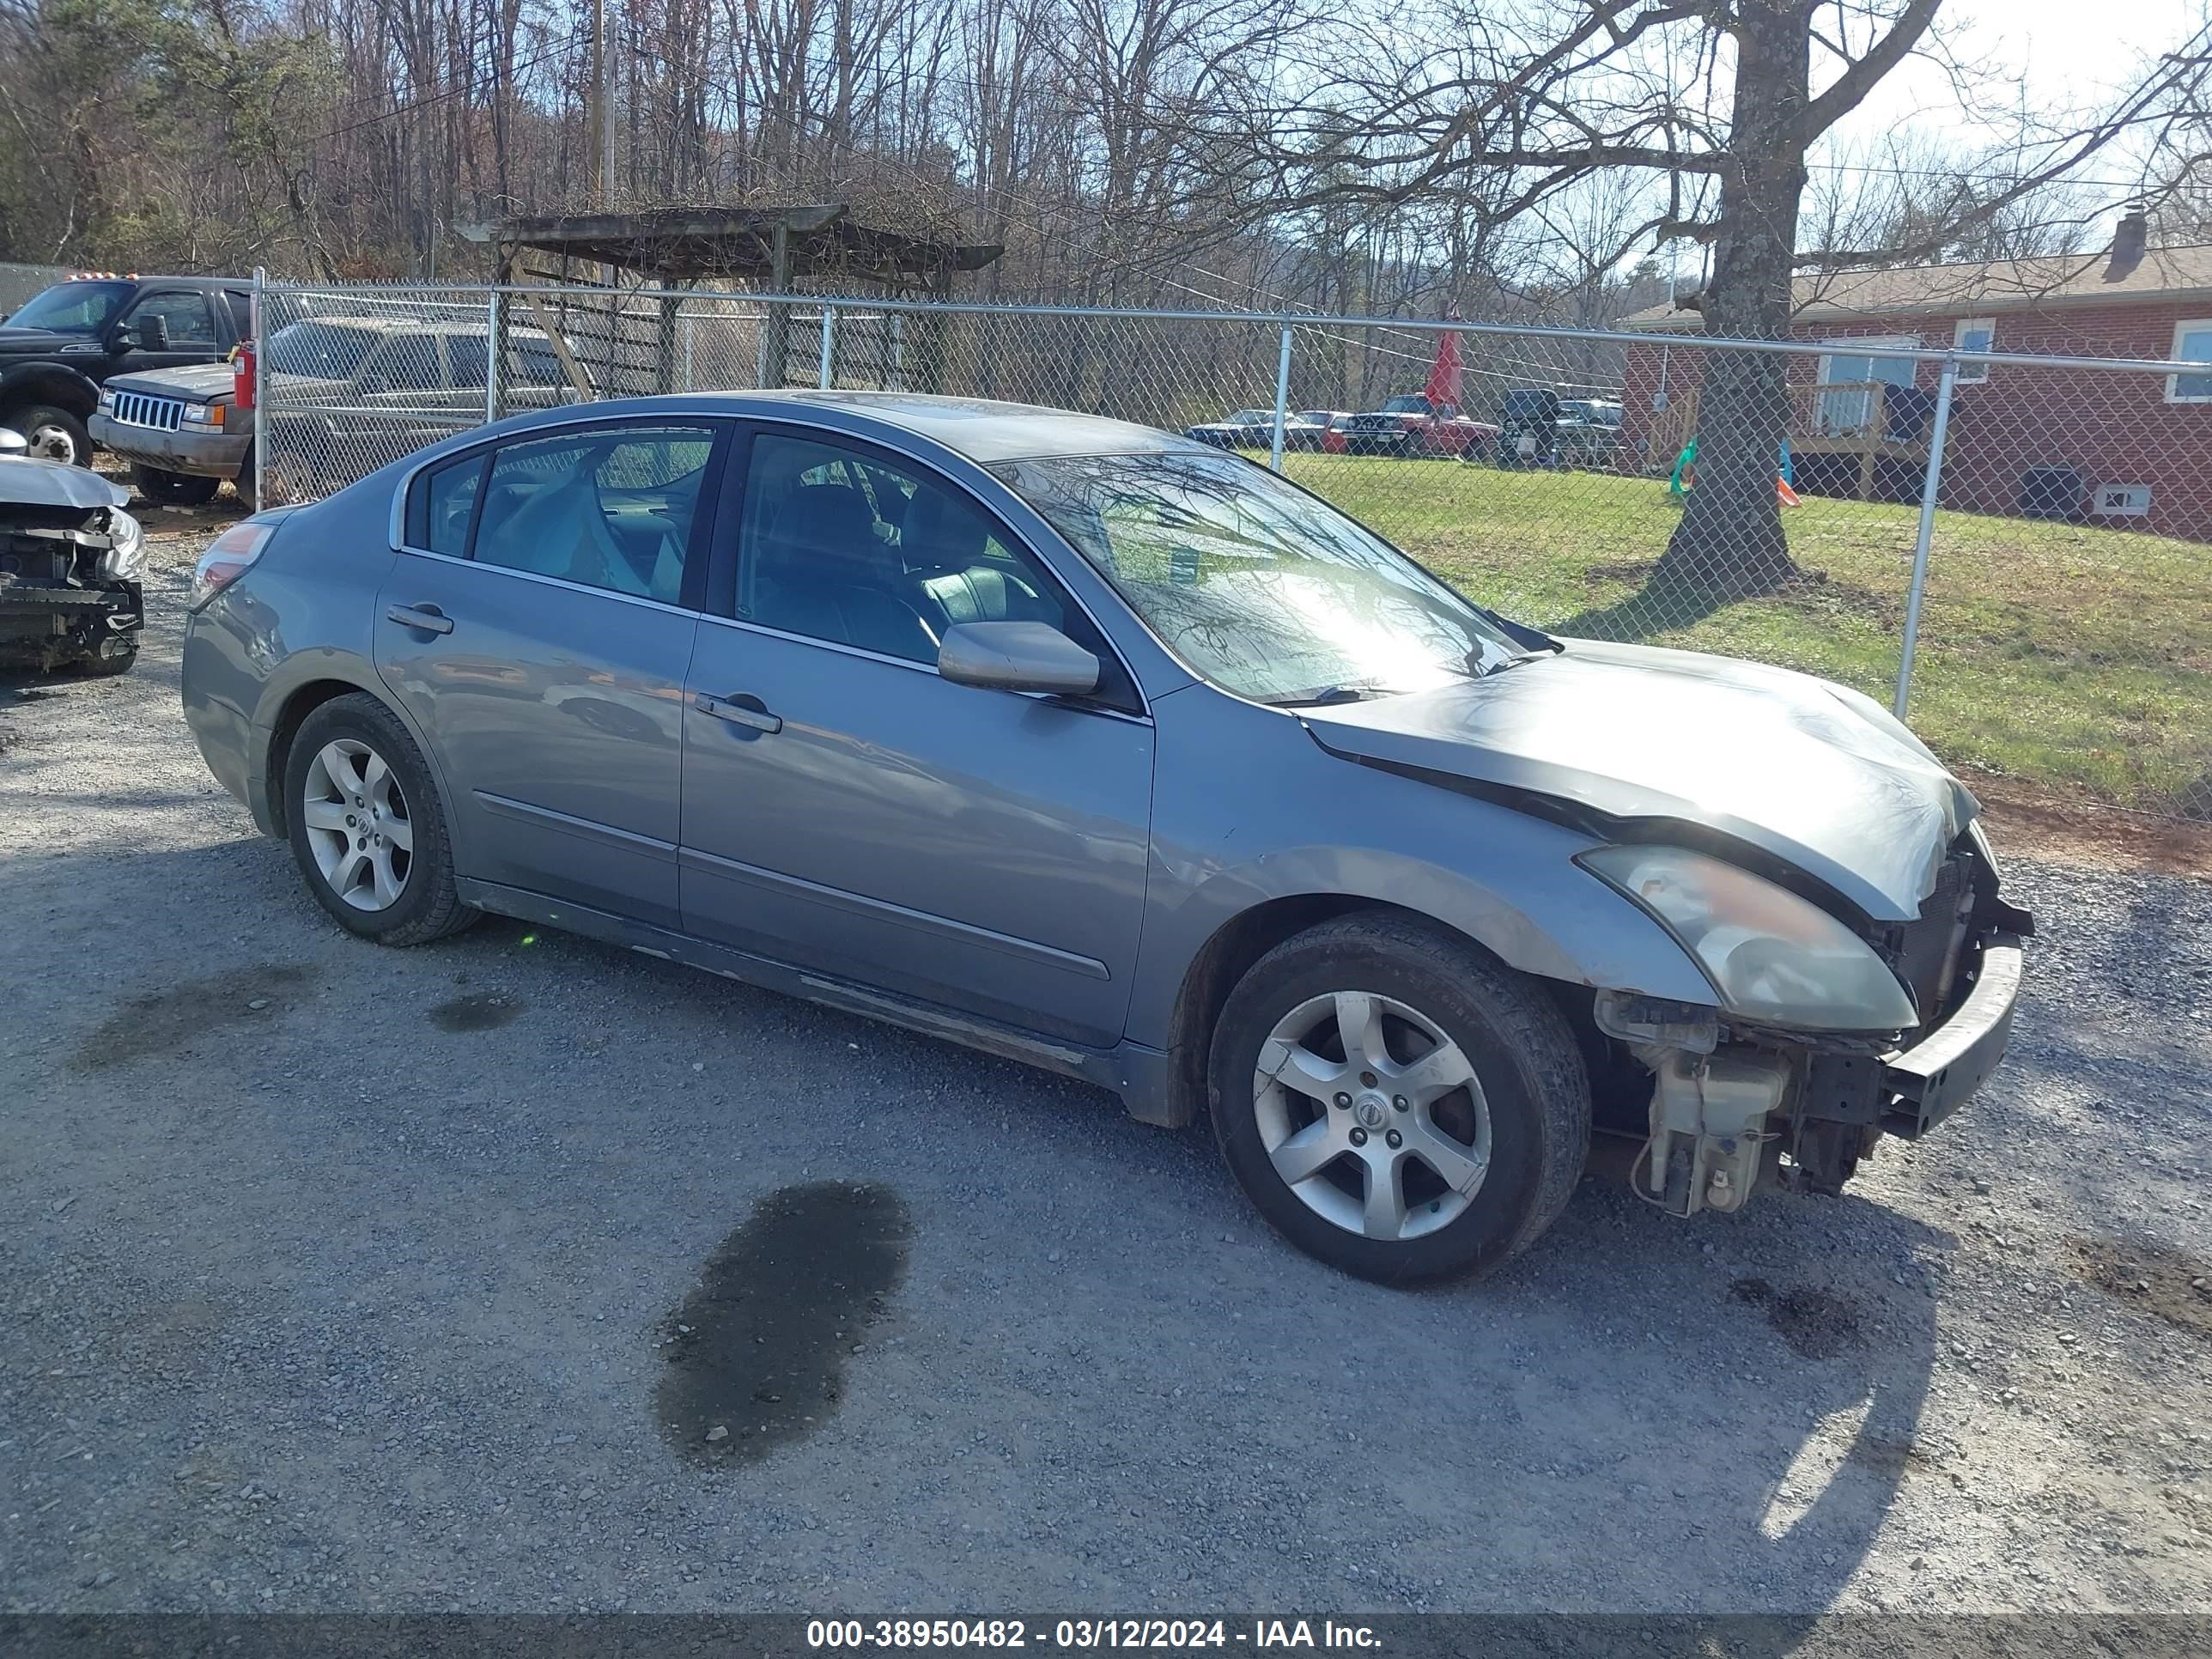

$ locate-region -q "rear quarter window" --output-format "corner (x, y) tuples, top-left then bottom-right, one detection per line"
(404, 453), (488, 556)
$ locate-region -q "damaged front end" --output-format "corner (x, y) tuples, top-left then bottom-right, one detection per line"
(1590, 833), (2031, 1218)
(0, 461), (146, 672)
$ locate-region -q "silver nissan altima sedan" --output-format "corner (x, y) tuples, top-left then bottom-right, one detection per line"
(181, 392), (2031, 1281)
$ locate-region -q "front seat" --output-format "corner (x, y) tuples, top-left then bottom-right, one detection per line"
(897, 483), (1054, 630)
(749, 481), (939, 661)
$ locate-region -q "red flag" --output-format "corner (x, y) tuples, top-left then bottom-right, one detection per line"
(1423, 327), (1463, 410)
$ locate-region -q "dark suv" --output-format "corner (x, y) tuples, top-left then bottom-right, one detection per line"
(0, 275), (252, 466)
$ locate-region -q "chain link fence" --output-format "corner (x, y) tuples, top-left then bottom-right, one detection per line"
(252, 278), (2212, 823)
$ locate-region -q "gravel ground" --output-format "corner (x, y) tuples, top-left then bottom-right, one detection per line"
(3, 514), (2209, 1617)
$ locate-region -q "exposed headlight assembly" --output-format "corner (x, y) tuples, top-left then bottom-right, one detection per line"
(1578, 844), (1917, 1034)
(96, 508), (146, 582)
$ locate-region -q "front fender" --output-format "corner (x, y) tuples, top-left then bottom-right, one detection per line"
(1, 360), (102, 416)
(1125, 685), (1716, 1052)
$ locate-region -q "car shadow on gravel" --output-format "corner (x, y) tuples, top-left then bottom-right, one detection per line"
(1492, 1177), (1948, 1626)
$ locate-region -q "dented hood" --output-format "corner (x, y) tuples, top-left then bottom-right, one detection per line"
(0, 454), (130, 512)
(1298, 637), (1976, 921)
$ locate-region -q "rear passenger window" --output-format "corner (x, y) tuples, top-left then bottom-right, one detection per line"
(405, 453), (485, 556)
(470, 424), (716, 605)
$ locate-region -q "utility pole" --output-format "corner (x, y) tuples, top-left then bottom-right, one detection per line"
(588, 0), (612, 208)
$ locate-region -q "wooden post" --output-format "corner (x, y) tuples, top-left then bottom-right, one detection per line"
(764, 220), (792, 388)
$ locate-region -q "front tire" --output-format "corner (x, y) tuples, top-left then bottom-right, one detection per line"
(134, 465), (221, 506)
(283, 693), (478, 946)
(1208, 912), (1591, 1284)
(76, 637), (139, 677)
(10, 403), (91, 466)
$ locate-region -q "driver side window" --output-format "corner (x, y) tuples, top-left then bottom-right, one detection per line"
(735, 431), (1069, 665)
(363, 334), (442, 392)
(122, 290), (216, 347)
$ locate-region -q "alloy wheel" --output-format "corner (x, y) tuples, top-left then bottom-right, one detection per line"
(301, 738), (412, 911)
(1251, 990), (1492, 1242)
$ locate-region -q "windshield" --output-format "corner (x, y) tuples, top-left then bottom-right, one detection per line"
(267, 322), (378, 380)
(1379, 396), (1428, 414)
(7, 281), (131, 335)
(994, 449), (1526, 704)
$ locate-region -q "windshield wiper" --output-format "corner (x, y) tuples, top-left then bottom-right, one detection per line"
(1481, 646), (1562, 678)
(1265, 684), (1382, 708)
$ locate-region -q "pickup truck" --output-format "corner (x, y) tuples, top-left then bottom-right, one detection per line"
(1336, 394), (1498, 459)
(0, 275), (252, 467)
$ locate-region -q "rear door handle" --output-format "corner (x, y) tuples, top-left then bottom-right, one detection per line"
(695, 691), (782, 735)
(386, 603), (454, 635)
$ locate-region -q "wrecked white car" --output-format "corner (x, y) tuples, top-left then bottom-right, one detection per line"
(0, 428), (147, 675)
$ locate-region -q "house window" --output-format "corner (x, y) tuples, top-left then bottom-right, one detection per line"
(1953, 317), (1996, 385)
(2169, 320), (2212, 404)
(1815, 335), (1918, 436)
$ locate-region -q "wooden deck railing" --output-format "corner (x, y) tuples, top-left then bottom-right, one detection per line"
(1646, 380), (1936, 499)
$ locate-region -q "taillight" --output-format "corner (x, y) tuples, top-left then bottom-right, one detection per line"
(233, 342), (256, 411)
(190, 520), (275, 610)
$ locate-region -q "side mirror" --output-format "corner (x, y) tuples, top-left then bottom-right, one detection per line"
(0, 428), (26, 456)
(938, 621), (1099, 697)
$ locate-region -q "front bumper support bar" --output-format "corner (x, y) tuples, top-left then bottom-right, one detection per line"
(1880, 933), (2025, 1138)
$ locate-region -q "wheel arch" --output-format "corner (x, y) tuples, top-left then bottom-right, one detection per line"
(0, 362), (100, 419)
(1157, 892), (1574, 1131)
(263, 678), (379, 839)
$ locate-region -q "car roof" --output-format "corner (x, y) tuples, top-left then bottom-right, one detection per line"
(294, 314), (495, 337)
(48, 275), (246, 287)
(649, 390), (1200, 464)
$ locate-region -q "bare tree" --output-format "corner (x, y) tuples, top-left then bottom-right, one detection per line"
(1244, 1), (2212, 592)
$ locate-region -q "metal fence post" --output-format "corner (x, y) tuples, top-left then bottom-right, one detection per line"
(483, 289), (501, 425)
(1269, 325), (1294, 471)
(250, 266), (266, 511)
(682, 312), (695, 392)
(818, 307), (837, 391)
(1893, 354), (1960, 718)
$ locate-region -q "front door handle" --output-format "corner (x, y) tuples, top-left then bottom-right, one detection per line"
(386, 603), (454, 635)
(695, 691), (782, 735)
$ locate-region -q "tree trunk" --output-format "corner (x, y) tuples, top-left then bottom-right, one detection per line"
(1655, 0), (1811, 597)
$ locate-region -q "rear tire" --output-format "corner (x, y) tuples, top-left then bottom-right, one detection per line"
(283, 693), (478, 946)
(1208, 912), (1591, 1284)
(134, 465), (221, 506)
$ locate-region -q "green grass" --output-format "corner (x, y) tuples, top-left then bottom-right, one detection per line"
(1277, 453), (2212, 815)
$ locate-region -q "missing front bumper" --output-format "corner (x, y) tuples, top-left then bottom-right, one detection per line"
(1879, 932), (2025, 1138)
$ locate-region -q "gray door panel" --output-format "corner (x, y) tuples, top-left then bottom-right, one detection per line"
(678, 622), (1154, 1047)
(374, 552), (696, 930)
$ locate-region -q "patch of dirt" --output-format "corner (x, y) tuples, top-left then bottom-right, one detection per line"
(1845, 1436), (1945, 1480)
(1583, 560), (1658, 586)
(1965, 769), (2212, 881)
(1769, 567), (1903, 629)
(1729, 1275), (1866, 1360)
(2065, 1237), (2212, 1340)
(73, 963), (319, 1073)
(429, 993), (522, 1033)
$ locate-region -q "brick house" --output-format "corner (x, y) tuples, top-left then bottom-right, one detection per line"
(1615, 243), (2212, 543)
